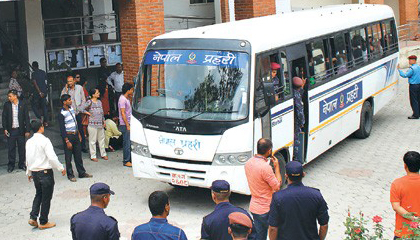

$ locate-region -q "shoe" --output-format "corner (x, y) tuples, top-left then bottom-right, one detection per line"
(91, 158), (98, 162)
(408, 116), (419, 119)
(123, 162), (132, 167)
(7, 167), (14, 173)
(28, 219), (38, 228)
(69, 178), (77, 182)
(19, 166), (27, 171)
(80, 173), (93, 178)
(81, 149), (89, 153)
(38, 222), (56, 230)
(102, 156), (108, 160)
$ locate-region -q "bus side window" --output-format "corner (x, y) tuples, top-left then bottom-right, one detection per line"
(350, 27), (368, 66)
(254, 55), (271, 116)
(280, 51), (292, 99)
(329, 33), (348, 75)
(306, 39), (330, 86)
(368, 23), (383, 59)
(382, 20), (397, 53)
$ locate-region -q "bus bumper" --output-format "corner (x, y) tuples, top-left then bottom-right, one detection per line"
(132, 153), (251, 195)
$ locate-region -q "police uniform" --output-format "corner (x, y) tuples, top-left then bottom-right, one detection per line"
(293, 78), (305, 162)
(71, 183), (120, 240)
(268, 162), (329, 240)
(201, 180), (256, 240)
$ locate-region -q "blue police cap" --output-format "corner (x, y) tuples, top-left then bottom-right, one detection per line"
(211, 180), (230, 193)
(286, 161), (303, 177)
(90, 182), (115, 195)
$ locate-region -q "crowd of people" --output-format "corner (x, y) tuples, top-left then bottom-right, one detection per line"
(2, 55), (419, 239)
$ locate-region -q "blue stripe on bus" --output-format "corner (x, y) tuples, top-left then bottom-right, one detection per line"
(270, 58), (396, 119)
(309, 60), (393, 101)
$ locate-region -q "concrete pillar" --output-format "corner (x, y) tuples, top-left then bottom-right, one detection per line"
(219, 0), (231, 22)
(118, 0), (165, 83)
(365, 0), (384, 4)
(235, 0), (276, 21)
(399, 0), (418, 25)
(24, 0), (45, 71)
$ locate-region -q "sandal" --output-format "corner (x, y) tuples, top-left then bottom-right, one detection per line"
(91, 158), (98, 162)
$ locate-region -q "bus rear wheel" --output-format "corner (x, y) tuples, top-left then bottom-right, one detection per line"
(354, 100), (373, 139)
(274, 152), (287, 189)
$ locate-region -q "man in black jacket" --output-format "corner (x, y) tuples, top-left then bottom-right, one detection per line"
(2, 89), (30, 173)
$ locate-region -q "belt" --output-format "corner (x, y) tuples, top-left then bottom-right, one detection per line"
(11, 127), (20, 130)
(32, 169), (52, 173)
(66, 131), (77, 135)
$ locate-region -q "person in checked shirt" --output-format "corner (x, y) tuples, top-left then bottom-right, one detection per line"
(26, 119), (66, 230)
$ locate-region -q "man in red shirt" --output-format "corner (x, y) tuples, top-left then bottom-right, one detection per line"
(390, 151), (420, 239)
(245, 138), (281, 240)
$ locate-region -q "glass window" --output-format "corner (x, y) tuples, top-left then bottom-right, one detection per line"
(306, 39), (331, 86)
(350, 27), (368, 66)
(367, 24), (383, 59)
(382, 20), (397, 53)
(190, 0), (214, 4)
(280, 51), (292, 98)
(134, 50), (249, 121)
(329, 33), (349, 75)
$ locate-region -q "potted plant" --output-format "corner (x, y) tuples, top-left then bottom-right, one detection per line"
(97, 23), (108, 42)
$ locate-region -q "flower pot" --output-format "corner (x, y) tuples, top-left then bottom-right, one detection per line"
(57, 37), (66, 47)
(83, 34), (93, 44)
(99, 33), (108, 42)
(68, 36), (79, 46)
(45, 38), (52, 49)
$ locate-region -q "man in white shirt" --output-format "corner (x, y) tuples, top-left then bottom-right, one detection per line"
(26, 119), (66, 230)
(107, 63), (124, 113)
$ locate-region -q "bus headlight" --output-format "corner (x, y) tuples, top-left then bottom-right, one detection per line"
(213, 151), (252, 165)
(131, 141), (151, 157)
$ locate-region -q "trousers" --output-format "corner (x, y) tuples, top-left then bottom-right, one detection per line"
(63, 134), (86, 178)
(32, 95), (48, 122)
(7, 128), (26, 168)
(30, 169), (54, 225)
(119, 125), (131, 164)
(252, 212), (269, 240)
(88, 126), (106, 159)
(409, 84), (420, 117)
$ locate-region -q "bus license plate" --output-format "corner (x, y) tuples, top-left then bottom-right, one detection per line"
(171, 173), (189, 187)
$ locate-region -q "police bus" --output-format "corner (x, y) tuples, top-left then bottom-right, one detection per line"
(130, 4), (399, 194)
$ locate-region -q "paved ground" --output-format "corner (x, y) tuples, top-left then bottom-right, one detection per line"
(0, 75), (418, 240)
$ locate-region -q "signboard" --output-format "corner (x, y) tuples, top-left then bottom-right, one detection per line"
(319, 82), (363, 122)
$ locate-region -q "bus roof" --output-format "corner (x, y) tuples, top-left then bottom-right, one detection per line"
(154, 4), (395, 53)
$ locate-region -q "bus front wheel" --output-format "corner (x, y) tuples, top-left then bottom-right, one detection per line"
(274, 152), (287, 189)
(354, 100), (373, 139)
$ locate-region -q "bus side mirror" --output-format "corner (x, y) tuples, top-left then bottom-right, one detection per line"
(263, 82), (276, 107)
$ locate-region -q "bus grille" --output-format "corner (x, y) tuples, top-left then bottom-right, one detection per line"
(151, 155), (213, 165)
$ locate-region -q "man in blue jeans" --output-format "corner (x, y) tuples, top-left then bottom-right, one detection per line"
(118, 83), (133, 167)
(132, 191), (187, 240)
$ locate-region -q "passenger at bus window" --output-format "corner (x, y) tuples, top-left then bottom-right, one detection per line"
(271, 62), (282, 101)
(333, 54), (348, 75)
(368, 37), (375, 53)
(292, 77), (305, 162)
(308, 57), (315, 77)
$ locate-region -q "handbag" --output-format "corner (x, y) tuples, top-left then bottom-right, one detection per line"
(82, 100), (93, 126)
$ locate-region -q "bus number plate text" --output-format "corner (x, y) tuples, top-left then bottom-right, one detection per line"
(171, 173), (189, 187)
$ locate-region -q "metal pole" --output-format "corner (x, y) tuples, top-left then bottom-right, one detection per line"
(49, 83), (54, 123)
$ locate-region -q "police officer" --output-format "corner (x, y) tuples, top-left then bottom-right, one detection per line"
(398, 55), (420, 119)
(268, 161), (329, 240)
(228, 212), (254, 240)
(271, 62), (282, 101)
(71, 183), (120, 240)
(292, 77), (305, 162)
(201, 180), (256, 240)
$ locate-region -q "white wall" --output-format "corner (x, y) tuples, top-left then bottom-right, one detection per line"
(24, 0), (46, 71)
(164, 0), (215, 31)
(91, 0), (116, 40)
(384, 0), (400, 25)
(291, 0), (352, 10)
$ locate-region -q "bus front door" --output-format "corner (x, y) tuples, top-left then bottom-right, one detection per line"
(287, 44), (309, 163)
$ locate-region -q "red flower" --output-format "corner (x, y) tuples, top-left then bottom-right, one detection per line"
(372, 215), (383, 223)
(354, 228), (361, 234)
(410, 222), (419, 229)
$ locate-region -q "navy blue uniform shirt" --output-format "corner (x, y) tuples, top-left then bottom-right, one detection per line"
(32, 69), (48, 94)
(132, 218), (187, 240)
(268, 182), (329, 240)
(71, 206), (120, 240)
(201, 202), (256, 240)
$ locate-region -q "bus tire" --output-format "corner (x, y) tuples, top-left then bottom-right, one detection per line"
(274, 152), (287, 189)
(354, 100), (373, 139)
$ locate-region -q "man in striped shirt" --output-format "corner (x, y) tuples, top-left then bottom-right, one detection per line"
(58, 94), (92, 182)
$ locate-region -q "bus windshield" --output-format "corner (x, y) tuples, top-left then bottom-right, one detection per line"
(133, 50), (250, 121)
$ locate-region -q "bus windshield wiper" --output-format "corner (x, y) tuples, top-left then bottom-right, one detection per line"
(139, 108), (185, 121)
(178, 110), (238, 124)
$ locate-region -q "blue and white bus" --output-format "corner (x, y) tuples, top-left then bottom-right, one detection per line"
(130, 4), (399, 194)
